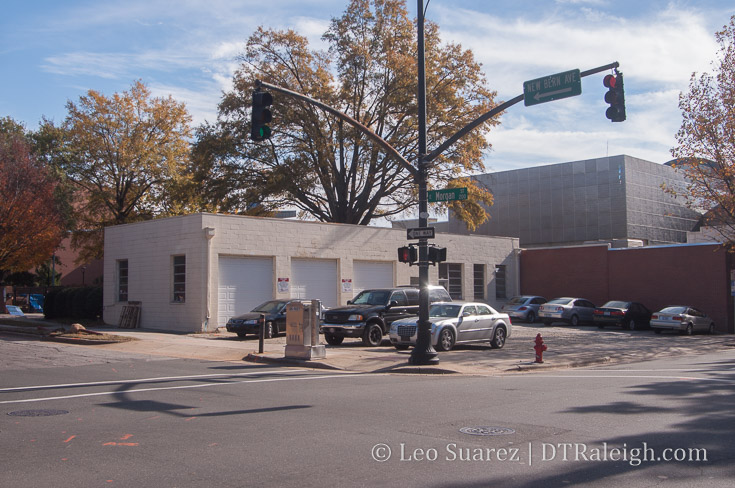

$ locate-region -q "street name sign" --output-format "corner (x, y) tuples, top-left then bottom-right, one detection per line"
(428, 187), (468, 203)
(523, 69), (581, 106)
(407, 227), (435, 240)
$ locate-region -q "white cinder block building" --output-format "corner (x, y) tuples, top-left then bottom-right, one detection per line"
(103, 213), (520, 332)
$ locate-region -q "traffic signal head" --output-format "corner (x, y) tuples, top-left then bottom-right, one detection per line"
(603, 73), (626, 122)
(251, 91), (273, 141)
(427, 246), (447, 264)
(398, 246), (418, 264)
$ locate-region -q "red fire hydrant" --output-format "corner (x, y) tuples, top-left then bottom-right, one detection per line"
(534, 333), (547, 363)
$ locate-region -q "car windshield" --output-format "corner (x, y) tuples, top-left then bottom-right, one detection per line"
(252, 301), (286, 314)
(602, 301), (630, 309)
(429, 304), (462, 318)
(507, 297), (527, 305)
(547, 298), (573, 305)
(351, 290), (391, 306)
(659, 306), (687, 314)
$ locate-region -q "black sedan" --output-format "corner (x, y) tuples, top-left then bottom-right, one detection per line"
(226, 300), (289, 339)
(594, 301), (652, 330)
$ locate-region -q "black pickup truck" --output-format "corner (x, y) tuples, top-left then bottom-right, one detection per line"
(320, 286), (451, 346)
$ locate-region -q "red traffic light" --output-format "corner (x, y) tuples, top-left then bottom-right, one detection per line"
(603, 74), (616, 89)
(397, 246), (417, 264)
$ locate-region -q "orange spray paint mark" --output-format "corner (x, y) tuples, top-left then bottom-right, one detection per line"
(63, 435), (76, 443)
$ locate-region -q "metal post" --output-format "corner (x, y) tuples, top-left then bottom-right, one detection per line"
(409, 0), (439, 366)
(258, 313), (265, 354)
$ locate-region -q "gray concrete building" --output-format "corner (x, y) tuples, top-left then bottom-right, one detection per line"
(439, 155), (702, 248)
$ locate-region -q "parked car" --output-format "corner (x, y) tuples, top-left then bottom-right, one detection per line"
(650, 306), (716, 335)
(226, 300), (291, 339)
(539, 297), (596, 326)
(594, 301), (652, 330)
(320, 285), (451, 347)
(501, 295), (546, 323)
(388, 302), (512, 351)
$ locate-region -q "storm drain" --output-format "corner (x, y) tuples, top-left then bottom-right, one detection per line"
(8, 409), (69, 417)
(460, 426), (515, 436)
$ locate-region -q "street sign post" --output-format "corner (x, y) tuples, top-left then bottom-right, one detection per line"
(407, 227), (435, 240)
(428, 187), (468, 203)
(523, 69), (581, 106)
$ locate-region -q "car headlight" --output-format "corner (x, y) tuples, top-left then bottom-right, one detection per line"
(347, 314), (364, 321)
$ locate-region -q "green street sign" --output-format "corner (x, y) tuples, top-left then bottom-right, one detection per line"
(428, 187), (468, 203)
(523, 69), (582, 107)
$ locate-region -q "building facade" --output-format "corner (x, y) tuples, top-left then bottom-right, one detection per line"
(439, 155), (702, 248)
(103, 213), (520, 332)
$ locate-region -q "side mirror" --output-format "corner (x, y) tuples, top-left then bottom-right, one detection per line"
(388, 300), (398, 308)
(347, 300), (353, 305)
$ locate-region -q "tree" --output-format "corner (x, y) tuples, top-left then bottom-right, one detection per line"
(670, 15), (735, 246)
(57, 80), (193, 261)
(0, 118), (66, 279)
(195, 0), (496, 228)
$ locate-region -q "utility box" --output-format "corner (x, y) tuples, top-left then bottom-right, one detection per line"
(284, 300), (326, 360)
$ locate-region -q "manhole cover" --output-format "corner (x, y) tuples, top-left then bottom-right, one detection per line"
(460, 426), (515, 436)
(8, 409), (70, 417)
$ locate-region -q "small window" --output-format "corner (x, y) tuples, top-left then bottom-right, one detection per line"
(404, 289), (419, 305)
(495, 265), (507, 300)
(118, 260), (129, 302)
(476, 305), (492, 315)
(462, 305), (477, 317)
(173, 255), (186, 303)
(390, 291), (408, 306)
(473, 264), (485, 300)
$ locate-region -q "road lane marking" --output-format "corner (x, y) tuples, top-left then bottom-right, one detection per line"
(0, 373), (379, 405)
(0, 369), (313, 392)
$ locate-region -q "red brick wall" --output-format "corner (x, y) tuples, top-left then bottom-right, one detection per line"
(520, 243), (733, 333)
(519, 245), (609, 307)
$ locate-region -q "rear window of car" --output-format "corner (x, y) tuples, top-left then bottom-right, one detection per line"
(602, 301), (630, 309)
(659, 306), (687, 314)
(507, 296), (526, 305)
(547, 298), (573, 305)
(429, 287), (451, 302)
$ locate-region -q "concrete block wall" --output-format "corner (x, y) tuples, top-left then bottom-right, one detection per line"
(104, 213), (520, 332)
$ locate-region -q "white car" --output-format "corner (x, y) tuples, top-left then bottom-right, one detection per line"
(650, 306), (715, 335)
(388, 302), (512, 351)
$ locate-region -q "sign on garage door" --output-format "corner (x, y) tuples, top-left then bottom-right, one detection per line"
(353, 261), (393, 296)
(218, 256), (273, 326)
(291, 258), (337, 308)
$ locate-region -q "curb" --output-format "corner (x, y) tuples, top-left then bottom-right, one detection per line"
(39, 335), (128, 346)
(506, 356), (613, 372)
(243, 353), (345, 371)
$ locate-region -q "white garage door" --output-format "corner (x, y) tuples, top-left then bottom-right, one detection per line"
(218, 256), (273, 326)
(291, 258), (338, 308)
(353, 261), (393, 296)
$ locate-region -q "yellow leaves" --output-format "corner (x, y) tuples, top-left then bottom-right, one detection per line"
(439, 177), (493, 232)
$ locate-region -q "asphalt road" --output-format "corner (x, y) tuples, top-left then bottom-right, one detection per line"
(1, 334), (734, 487)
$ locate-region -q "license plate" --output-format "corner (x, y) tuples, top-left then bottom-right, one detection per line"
(400, 336), (411, 343)
(604, 312), (611, 316)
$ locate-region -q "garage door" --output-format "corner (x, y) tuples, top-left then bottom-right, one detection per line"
(353, 261), (393, 296)
(218, 256), (273, 326)
(291, 258), (337, 308)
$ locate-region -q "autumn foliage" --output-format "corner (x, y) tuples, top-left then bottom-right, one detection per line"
(0, 129), (65, 274)
(670, 15), (735, 245)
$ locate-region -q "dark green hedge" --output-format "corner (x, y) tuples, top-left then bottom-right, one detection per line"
(44, 286), (103, 320)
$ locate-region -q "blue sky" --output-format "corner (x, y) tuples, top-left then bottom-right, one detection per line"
(1, 0), (732, 173)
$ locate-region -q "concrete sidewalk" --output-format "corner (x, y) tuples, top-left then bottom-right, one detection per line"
(2, 315), (734, 374)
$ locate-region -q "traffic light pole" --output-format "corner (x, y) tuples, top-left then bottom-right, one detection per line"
(409, 0), (439, 366)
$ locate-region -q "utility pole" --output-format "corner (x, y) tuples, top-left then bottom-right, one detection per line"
(409, 0), (439, 366)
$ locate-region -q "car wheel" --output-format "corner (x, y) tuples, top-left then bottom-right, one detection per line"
(436, 328), (455, 351)
(709, 323), (716, 335)
(324, 333), (344, 346)
(490, 326), (507, 349)
(362, 323), (383, 347)
(653, 328), (662, 334)
(264, 321), (275, 339)
(236, 332), (248, 339)
(682, 323), (694, 336)
(628, 319), (637, 331)
(570, 314), (579, 327)
(394, 344), (410, 351)
(526, 311), (536, 323)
